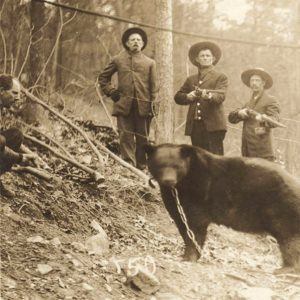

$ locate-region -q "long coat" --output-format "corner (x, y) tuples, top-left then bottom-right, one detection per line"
(98, 50), (157, 117)
(174, 66), (228, 135)
(228, 91), (280, 159)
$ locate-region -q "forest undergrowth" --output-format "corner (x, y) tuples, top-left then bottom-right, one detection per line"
(1, 101), (300, 300)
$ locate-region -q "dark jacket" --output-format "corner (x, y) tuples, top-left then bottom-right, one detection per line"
(228, 91), (280, 159)
(174, 66), (228, 135)
(98, 50), (157, 117)
(0, 137), (23, 174)
(0, 91), (23, 174)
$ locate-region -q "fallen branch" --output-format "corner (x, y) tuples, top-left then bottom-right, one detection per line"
(20, 144), (51, 170)
(58, 172), (91, 181)
(24, 133), (104, 183)
(95, 82), (118, 135)
(94, 140), (153, 186)
(225, 273), (254, 287)
(24, 124), (75, 160)
(12, 166), (52, 181)
(22, 87), (105, 168)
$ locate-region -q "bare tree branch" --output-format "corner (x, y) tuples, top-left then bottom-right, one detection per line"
(22, 87), (105, 168)
(18, 29), (33, 79)
(0, 0), (7, 20)
(25, 124), (75, 160)
(10, 53), (14, 75)
(94, 140), (152, 187)
(0, 27), (7, 73)
(95, 82), (118, 135)
(34, 7), (77, 86)
(12, 165), (52, 181)
(20, 144), (51, 170)
(24, 133), (104, 182)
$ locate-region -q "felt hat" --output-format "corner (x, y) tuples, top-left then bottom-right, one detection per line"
(241, 68), (273, 89)
(188, 41), (222, 66)
(122, 27), (147, 51)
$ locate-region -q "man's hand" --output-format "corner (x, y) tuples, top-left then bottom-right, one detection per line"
(238, 108), (249, 119)
(110, 89), (121, 102)
(186, 91), (197, 102)
(200, 89), (212, 100)
(255, 113), (267, 122)
(22, 153), (37, 164)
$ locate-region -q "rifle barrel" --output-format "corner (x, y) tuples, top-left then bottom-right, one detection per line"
(195, 87), (226, 94)
(248, 109), (286, 128)
(262, 115), (287, 128)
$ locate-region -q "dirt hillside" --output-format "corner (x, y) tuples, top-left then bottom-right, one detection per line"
(1, 123), (300, 300)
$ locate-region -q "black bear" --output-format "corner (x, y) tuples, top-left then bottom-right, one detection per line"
(145, 143), (300, 272)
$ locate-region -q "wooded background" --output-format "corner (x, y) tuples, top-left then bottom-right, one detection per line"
(1, 0), (300, 173)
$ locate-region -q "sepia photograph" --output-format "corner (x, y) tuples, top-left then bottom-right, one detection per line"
(1, 0), (300, 299)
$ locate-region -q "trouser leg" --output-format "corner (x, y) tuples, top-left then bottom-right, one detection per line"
(207, 130), (226, 155)
(133, 100), (151, 170)
(117, 115), (135, 166)
(190, 121), (209, 151)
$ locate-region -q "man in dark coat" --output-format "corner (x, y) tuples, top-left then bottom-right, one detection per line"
(98, 27), (158, 170)
(228, 68), (280, 161)
(0, 74), (34, 197)
(174, 41), (228, 155)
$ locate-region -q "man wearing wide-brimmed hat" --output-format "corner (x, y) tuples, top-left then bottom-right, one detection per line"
(228, 68), (280, 161)
(98, 27), (157, 170)
(174, 41), (228, 155)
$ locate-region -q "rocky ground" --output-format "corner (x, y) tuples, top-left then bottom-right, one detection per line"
(1, 119), (300, 300)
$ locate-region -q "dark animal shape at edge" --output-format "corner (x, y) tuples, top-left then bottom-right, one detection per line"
(145, 143), (300, 273)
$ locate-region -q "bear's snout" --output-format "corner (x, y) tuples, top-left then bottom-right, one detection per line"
(159, 178), (177, 187)
(156, 168), (178, 187)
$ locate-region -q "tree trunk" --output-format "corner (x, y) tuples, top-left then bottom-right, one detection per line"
(29, 0), (46, 87)
(25, 0), (46, 123)
(154, 0), (174, 143)
(296, 2), (300, 113)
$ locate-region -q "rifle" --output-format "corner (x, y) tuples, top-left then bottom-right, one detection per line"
(247, 108), (286, 128)
(194, 86), (226, 96)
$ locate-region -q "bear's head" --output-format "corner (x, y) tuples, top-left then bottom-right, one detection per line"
(145, 143), (208, 187)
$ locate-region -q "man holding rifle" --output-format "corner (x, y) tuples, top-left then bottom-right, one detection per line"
(228, 68), (282, 162)
(174, 41), (228, 155)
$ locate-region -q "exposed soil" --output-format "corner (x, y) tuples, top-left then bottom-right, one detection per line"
(1, 118), (300, 300)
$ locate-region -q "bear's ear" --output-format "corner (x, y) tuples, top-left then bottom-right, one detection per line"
(180, 145), (194, 158)
(180, 145), (208, 169)
(144, 143), (156, 157)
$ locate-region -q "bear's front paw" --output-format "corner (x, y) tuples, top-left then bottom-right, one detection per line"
(182, 248), (200, 262)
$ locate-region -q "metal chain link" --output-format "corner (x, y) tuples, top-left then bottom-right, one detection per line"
(171, 187), (202, 255)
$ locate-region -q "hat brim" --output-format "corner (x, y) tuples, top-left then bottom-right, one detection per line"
(122, 27), (147, 51)
(188, 42), (222, 66)
(241, 69), (273, 89)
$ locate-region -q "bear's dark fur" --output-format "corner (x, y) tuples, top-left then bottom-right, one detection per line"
(145, 143), (300, 271)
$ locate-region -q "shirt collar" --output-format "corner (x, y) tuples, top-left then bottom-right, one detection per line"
(198, 65), (214, 77)
(126, 50), (142, 58)
(252, 89), (264, 100)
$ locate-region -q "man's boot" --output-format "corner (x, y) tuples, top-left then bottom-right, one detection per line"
(0, 180), (15, 198)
